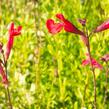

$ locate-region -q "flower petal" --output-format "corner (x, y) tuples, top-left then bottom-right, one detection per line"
(82, 54), (102, 70)
(5, 36), (14, 61)
(63, 19), (85, 35)
(82, 59), (90, 66)
(8, 22), (22, 37)
(0, 63), (8, 85)
(56, 14), (84, 35)
(94, 20), (109, 33)
(9, 22), (14, 36)
(18, 26), (22, 31)
(5, 22), (22, 61)
(46, 19), (63, 34)
(91, 59), (102, 69)
(13, 26), (22, 36)
(56, 13), (65, 21)
(9, 22), (14, 32)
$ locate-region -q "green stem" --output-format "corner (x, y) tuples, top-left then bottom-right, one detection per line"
(86, 38), (97, 109)
(104, 62), (108, 105)
(2, 52), (13, 109)
(5, 87), (13, 109)
(83, 77), (88, 104)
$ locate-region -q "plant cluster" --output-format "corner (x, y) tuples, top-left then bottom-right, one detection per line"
(46, 13), (109, 109)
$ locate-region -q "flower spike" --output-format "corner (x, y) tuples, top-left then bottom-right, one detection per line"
(5, 22), (22, 61)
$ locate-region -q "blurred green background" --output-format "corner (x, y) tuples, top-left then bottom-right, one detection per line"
(0, 0), (109, 108)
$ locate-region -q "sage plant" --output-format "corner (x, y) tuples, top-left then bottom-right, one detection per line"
(46, 13), (109, 109)
(0, 22), (22, 109)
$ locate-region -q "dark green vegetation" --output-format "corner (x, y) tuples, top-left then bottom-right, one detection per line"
(0, 0), (109, 108)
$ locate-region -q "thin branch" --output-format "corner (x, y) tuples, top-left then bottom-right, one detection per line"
(86, 38), (97, 109)
(104, 61), (108, 105)
(1, 51), (13, 109)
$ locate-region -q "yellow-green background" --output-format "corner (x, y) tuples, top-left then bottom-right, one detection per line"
(0, 0), (109, 108)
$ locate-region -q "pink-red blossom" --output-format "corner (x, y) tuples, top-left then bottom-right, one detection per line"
(82, 54), (102, 69)
(46, 13), (85, 35)
(5, 22), (22, 61)
(9, 22), (22, 37)
(46, 19), (63, 34)
(94, 20), (109, 33)
(0, 63), (8, 85)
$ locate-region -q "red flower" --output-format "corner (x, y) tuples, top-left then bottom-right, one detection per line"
(82, 54), (102, 69)
(9, 22), (22, 37)
(101, 54), (109, 62)
(94, 20), (109, 33)
(0, 63), (8, 85)
(55, 14), (65, 21)
(46, 13), (85, 35)
(5, 22), (22, 61)
(46, 19), (63, 34)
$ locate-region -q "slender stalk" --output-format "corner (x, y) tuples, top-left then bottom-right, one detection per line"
(83, 79), (88, 103)
(5, 65), (13, 109)
(2, 52), (13, 109)
(86, 37), (97, 109)
(5, 87), (13, 109)
(92, 68), (96, 109)
(104, 62), (108, 105)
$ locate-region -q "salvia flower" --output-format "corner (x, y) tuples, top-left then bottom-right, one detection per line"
(9, 22), (22, 37)
(46, 19), (64, 34)
(0, 63), (8, 85)
(101, 54), (109, 62)
(94, 20), (109, 33)
(46, 13), (85, 36)
(5, 22), (22, 61)
(82, 54), (102, 69)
